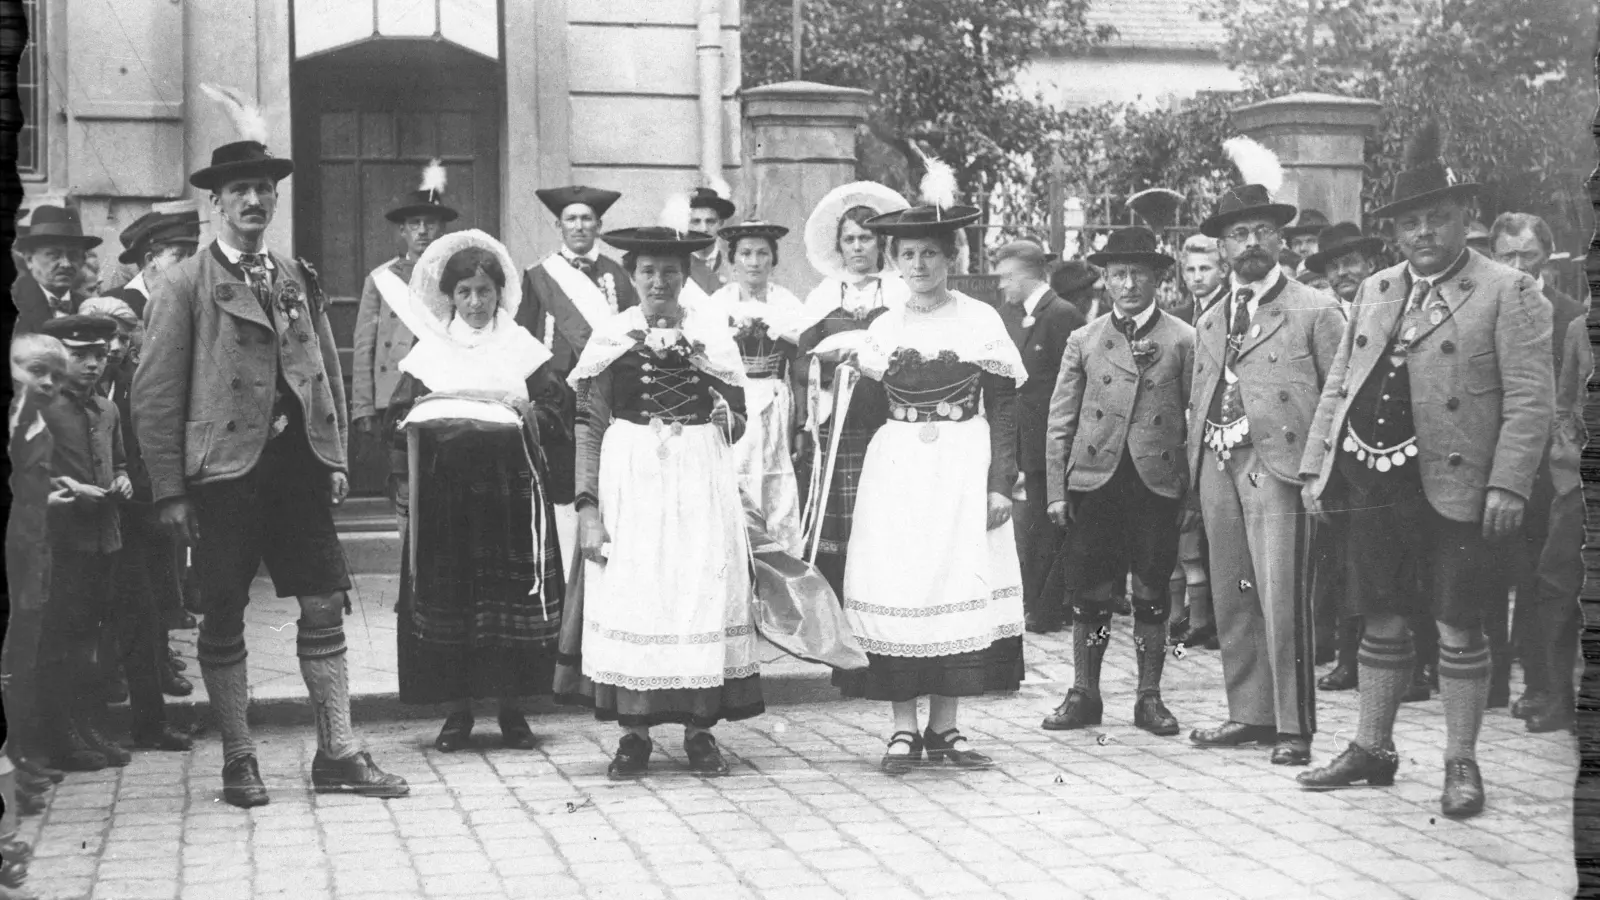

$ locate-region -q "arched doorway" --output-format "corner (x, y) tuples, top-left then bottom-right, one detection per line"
(291, 37), (502, 492)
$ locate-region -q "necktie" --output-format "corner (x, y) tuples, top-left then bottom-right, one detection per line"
(47, 293), (70, 316)
(1115, 314), (1137, 343)
(568, 255), (595, 279)
(1406, 277), (1431, 315)
(239, 253), (271, 312)
(1225, 288), (1253, 367)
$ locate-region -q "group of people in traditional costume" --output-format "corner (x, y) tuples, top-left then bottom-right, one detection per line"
(3, 71), (1582, 869)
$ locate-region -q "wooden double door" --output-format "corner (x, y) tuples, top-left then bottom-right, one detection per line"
(292, 42), (502, 493)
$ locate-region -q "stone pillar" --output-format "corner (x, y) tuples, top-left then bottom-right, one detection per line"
(1231, 92), (1382, 227)
(742, 81), (871, 299)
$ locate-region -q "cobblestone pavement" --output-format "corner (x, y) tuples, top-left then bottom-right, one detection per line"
(19, 619), (1577, 900)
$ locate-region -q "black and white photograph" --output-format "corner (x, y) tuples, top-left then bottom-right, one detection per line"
(1, 0), (1597, 897)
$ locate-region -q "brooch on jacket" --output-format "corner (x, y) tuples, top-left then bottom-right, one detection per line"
(1129, 338), (1160, 369)
(275, 279), (306, 323)
(626, 324), (706, 361)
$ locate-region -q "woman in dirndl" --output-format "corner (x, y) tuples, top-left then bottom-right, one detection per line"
(833, 200), (1027, 773)
(568, 225), (761, 779)
(791, 182), (912, 597)
(385, 230), (566, 752)
(703, 221), (807, 554)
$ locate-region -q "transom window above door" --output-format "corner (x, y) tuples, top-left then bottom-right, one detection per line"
(293, 0), (499, 61)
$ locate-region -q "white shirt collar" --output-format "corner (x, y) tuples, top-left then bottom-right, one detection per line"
(1022, 282), (1050, 317)
(216, 237), (274, 270)
(561, 245), (600, 263)
(1112, 301), (1157, 332)
(446, 314), (497, 348)
(125, 272), (148, 297)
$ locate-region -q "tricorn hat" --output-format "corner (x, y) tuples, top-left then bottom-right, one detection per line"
(387, 159), (459, 223)
(190, 85), (294, 192)
(1086, 227), (1175, 270)
(1199, 137), (1299, 238)
(15, 206), (102, 253)
(1303, 222), (1387, 274)
(688, 183), (736, 220)
(536, 185), (621, 220)
(1282, 208), (1330, 240)
(1371, 120), (1479, 219)
(118, 210), (200, 264)
(38, 314), (117, 348)
(600, 226), (717, 257)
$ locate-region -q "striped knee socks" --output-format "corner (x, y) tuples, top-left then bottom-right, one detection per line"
(1438, 641), (1491, 762)
(1354, 632), (1413, 752)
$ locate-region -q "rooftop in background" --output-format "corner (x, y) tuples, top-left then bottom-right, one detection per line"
(1088, 0), (1227, 53)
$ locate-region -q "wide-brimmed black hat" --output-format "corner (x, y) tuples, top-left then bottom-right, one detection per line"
(1199, 184), (1298, 239)
(1051, 260), (1101, 299)
(1372, 120), (1479, 219)
(601, 226), (717, 256)
(1086, 227), (1174, 270)
(1283, 209), (1330, 240)
(386, 190), (458, 224)
(15, 206), (102, 253)
(1304, 222), (1387, 274)
(38, 314), (117, 348)
(190, 141), (295, 192)
(863, 205), (981, 238)
(717, 221), (789, 247)
(118, 210), (201, 264)
(537, 186), (622, 220)
(688, 187), (736, 220)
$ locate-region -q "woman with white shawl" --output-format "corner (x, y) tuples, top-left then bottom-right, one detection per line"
(384, 230), (566, 753)
(564, 225), (760, 780)
(703, 220), (807, 554)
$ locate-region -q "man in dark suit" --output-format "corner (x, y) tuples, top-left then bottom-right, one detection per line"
(995, 240), (1086, 633)
(1050, 260), (1102, 322)
(13, 206), (100, 336)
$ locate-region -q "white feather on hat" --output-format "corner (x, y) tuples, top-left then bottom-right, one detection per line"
(419, 159), (447, 196)
(659, 193), (693, 236)
(199, 83), (269, 145)
(1222, 136), (1283, 194)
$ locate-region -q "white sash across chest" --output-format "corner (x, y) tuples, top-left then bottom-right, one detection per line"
(371, 266), (410, 316)
(541, 254), (615, 330)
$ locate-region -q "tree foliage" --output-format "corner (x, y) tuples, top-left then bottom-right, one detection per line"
(742, 0), (1112, 204)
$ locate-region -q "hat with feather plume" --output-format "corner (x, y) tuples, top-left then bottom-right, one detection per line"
(863, 144), (980, 237)
(1199, 137), (1299, 238)
(688, 177), (737, 220)
(190, 84), (294, 191)
(598, 191), (717, 257)
(1370, 120), (1479, 219)
(386, 159), (459, 223)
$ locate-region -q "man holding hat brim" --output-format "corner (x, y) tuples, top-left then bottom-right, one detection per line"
(13, 206), (101, 336)
(1185, 137), (1344, 768)
(1298, 122), (1554, 819)
(135, 84), (407, 808)
(1040, 228), (1194, 737)
(352, 160), (457, 524)
(516, 184), (641, 575)
(109, 210), (202, 319)
(687, 185), (737, 298)
(994, 239), (1086, 634)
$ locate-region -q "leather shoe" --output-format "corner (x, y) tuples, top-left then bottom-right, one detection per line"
(222, 755), (270, 808)
(1297, 741), (1398, 790)
(608, 733), (652, 780)
(1511, 690), (1549, 720)
(498, 711), (536, 750)
(684, 732), (730, 776)
(1189, 721), (1275, 748)
(1270, 734), (1311, 766)
(1133, 692), (1179, 736)
(1525, 694), (1575, 734)
(13, 757), (63, 785)
(161, 671), (194, 698)
(16, 792), (46, 817)
(1168, 615), (1191, 642)
(1041, 689), (1102, 731)
(1180, 623), (1219, 649)
(76, 718), (131, 767)
(312, 750), (410, 798)
(434, 712), (473, 753)
(167, 647), (188, 672)
(1440, 757), (1485, 819)
(1317, 664), (1357, 691)
(130, 724), (193, 752)
(923, 727), (993, 769)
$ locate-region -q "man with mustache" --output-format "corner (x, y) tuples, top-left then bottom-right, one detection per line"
(12, 206), (100, 335)
(517, 185), (641, 574)
(1186, 141), (1344, 769)
(686, 185), (737, 300)
(1489, 211), (1587, 728)
(351, 163), (457, 527)
(135, 92), (407, 808)
(1298, 122), (1553, 818)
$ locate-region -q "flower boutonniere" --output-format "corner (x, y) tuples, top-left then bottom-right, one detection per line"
(1129, 338), (1161, 369)
(734, 315), (770, 342)
(600, 273), (618, 310)
(276, 280), (306, 323)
